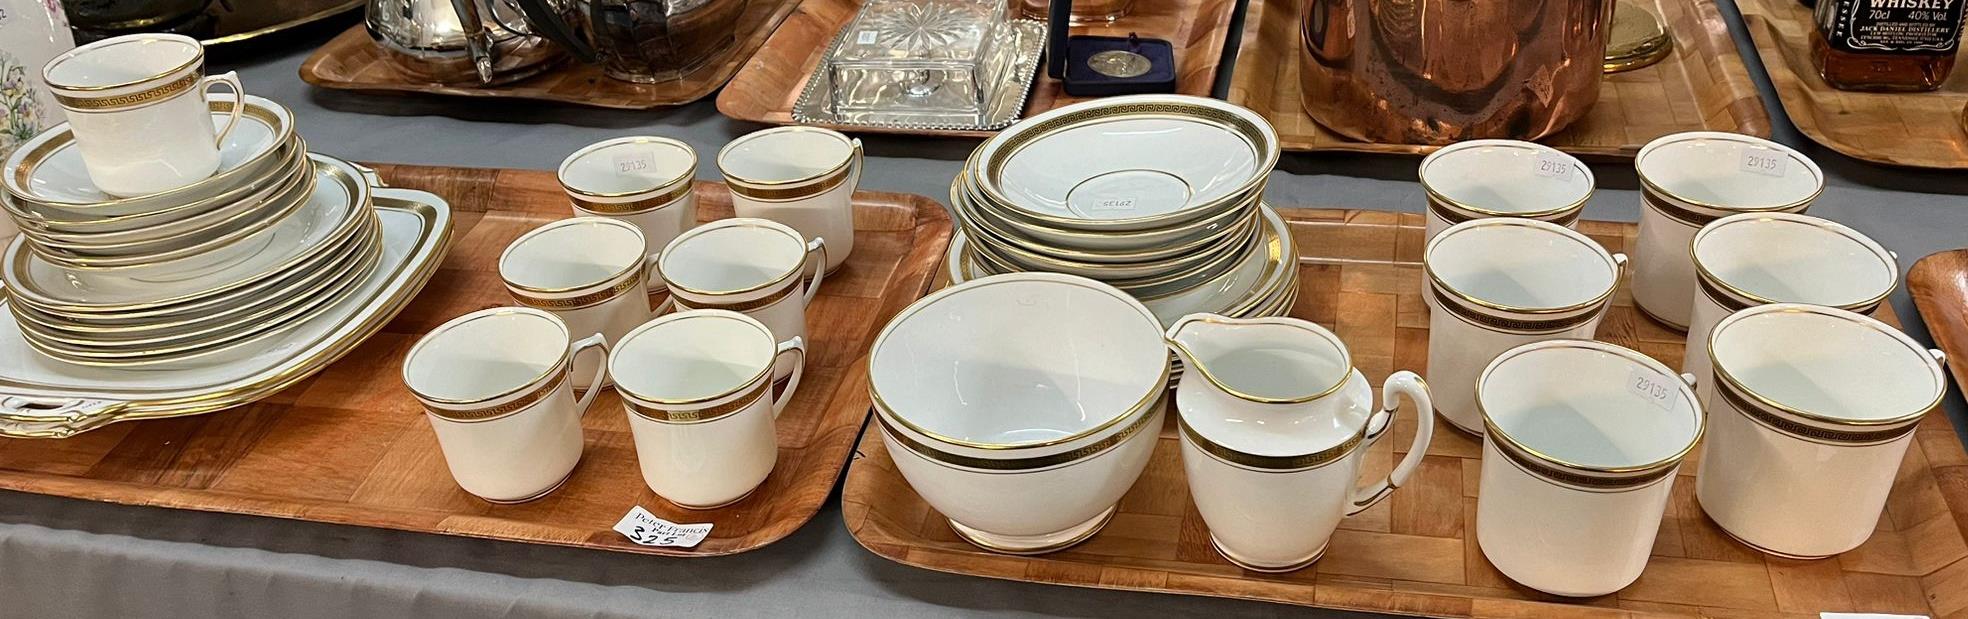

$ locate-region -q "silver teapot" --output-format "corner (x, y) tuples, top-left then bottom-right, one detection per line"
(366, 0), (567, 85)
(509, 0), (746, 84)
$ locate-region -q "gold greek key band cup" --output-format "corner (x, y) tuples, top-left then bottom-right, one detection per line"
(558, 136), (698, 215)
(612, 310), (809, 423)
(625, 336), (806, 424)
(500, 217), (663, 311)
(659, 218), (827, 306)
(45, 35), (246, 147)
(1634, 132), (1822, 228)
(718, 127), (864, 203)
(1477, 340), (1703, 492)
(1705, 304), (1948, 445)
(406, 308), (612, 424)
(1423, 218), (1627, 334)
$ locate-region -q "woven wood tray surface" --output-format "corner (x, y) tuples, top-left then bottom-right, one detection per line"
(296, 0), (801, 110)
(1226, 0), (1771, 157)
(714, 0), (1237, 137)
(0, 164), (953, 557)
(844, 209), (1968, 617)
(1739, 0), (1968, 169)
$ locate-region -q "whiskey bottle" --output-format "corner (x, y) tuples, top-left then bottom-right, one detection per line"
(1812, 0), (1967, 91)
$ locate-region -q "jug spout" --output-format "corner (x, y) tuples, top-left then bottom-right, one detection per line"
(1165, 313), (1354, 404)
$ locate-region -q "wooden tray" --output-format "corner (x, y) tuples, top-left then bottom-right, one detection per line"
(714, 0), (1236, 137)
(0, 164), (953, 557)
(296, 0), (801, 110)
(844, 209), (1968, 617)
(1912, 249), (1968, 417)
(1225, 0), (1771, 157)
(1739, 0), (1968, 169)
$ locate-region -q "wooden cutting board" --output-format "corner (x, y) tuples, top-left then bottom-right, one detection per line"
(1739, 0), (1968, 169)
(1226, 0), (1771, 157)
(845, 208), (1968, 617)
(0, 163), (953, 557)
(714, 0), (1238, 137)
(297, 0), (801, 110)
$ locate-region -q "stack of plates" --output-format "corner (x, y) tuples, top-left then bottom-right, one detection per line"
(0, 94), (384, 368)
(946, 95), (1299, 326)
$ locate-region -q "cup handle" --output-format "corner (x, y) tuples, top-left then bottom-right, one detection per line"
(568, 333), (610, 416)
(803, 237), (828, 307)
(770, 336), (807, 418)
(201, 72), (247, 149)
(845, 139), (865, 190)
(1347, 371), (1433, 516)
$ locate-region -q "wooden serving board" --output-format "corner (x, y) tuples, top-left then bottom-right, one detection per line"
(1739, 0), (1968, 169)
(1912, 250), (1968, 421)
(844, 209), (1968, 617)
(1225, 0), (1771, 157)
(0, 164), (953, 557)
(296, 0), (801, 110)
(714, 0), (1236, 137)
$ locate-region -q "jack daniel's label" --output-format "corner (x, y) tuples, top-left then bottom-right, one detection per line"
(1818, 0), (1967, 54)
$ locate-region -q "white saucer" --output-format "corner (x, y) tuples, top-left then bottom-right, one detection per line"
(951, 205), (1293, 327)
(3, 94), (295, 215)
(4, 154), (369, 311)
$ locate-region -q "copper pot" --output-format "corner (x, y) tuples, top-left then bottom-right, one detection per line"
(1298, 0), (1612, 144)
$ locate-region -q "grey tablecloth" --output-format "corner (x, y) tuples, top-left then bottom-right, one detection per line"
(4, 3), (1967, 617)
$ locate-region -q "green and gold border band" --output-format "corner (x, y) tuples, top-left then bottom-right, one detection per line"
(1714, 376), (1918, 446)
(727, 165), (853, 202)
(627, 380), (770, 424)
(1429, 288), (1600, 334)
(1426, 198), (1584, 227)
(55, 72), (200, 111)
(875, 396), (1161, 472)
(425, 376), (564, 422)
(675, 280), (798, 313)
(1179, 414), (1362, 471)
(508, 275), (642, 310)
(1697, 274), (1883, 317)
(569, 182), (692, 214)
(1483, 421), (1681, 491)
(1643, 190), (1810, 228)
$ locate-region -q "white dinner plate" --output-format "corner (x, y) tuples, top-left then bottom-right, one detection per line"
(0, 189), (453, 439)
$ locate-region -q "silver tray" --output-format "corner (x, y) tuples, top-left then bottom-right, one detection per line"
(792, 19), (1046, 132)
(0, 186), (454, 438)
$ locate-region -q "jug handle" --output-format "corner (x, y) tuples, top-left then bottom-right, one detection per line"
(1346, 371), (1434, 516)
(511, 0), (599, 63)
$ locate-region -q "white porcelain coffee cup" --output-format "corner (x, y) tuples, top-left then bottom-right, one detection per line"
(1475, 340), (1701, 597)
(403, 307), (609, 503)
(1682, 213), (1896, 398)
(1423, 218), (1624, 434)
(718, 127), (860, 275)
(1630, 132), (1821, 330)
(658, 217), (824, 388)
(611, 309), (806, 509)
(1697, 304), (1947, 559)
(1418, 139), (1592, 241)
(500, 217), (669, 388)
(41, 33), (247, 197)
(558, 136), (699, 292)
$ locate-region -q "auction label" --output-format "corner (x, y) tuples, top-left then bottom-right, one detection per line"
(612, 506), (713, 548)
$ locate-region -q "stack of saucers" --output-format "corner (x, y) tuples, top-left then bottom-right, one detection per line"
(945, 94), (1299, 326)
(0, 94), (384, 368)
